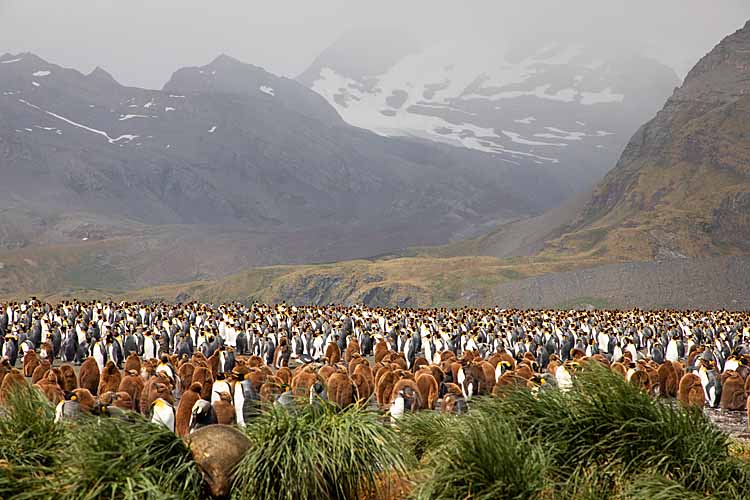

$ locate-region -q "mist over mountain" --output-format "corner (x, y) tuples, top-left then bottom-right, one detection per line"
(299, 30), (679, 190)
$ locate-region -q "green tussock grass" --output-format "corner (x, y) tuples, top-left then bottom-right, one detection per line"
(402, 364), (750, 500)
(0, 383), (65, 497)
(0, 385), (202, 500)
(46, 414), (203, 500)
(232, 401), (408, 500)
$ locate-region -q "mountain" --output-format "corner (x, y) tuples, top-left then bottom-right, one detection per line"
(538, 20), (750, 261)
(0, 51), (565, 293)
(81, 19), (750, 310)
(299, 31), (680, 192)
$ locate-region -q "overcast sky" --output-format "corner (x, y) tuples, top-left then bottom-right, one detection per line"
(1, 0), (748, 89)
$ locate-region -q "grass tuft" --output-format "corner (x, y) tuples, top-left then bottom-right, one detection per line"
(232, 401), (408, 500)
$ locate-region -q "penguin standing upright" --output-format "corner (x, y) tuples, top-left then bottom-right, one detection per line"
(666, 335), (681, 363)
(151, 398), (176, 432)
(699, 360), (722, 408)
(143, 332), (158, 361)
(234, 373), (260, 426)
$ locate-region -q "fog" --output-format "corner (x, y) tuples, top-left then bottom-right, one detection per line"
(1, 0), (748, 88)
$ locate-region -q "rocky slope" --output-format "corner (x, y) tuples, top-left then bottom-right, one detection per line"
(540, 20), (750, 260)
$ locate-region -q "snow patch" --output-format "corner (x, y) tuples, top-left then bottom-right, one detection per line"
(579, 88), (624, 105)
(514, 116), (536, 125)
(208, 125), (217, 133)
(503, 130), (567, 147)
(18, 98), (138, 145)
(143, 100), (154, 109)
(168, 94), (185, 98)
(260, 85), (275, 96)
(165, 107), (175, 112)
(118, 114), (149, 121)
(0, 57), (23, 64)
(536, 127), (587, 141)
(31, 81), (40, 87)
(32, 70), (50, 77)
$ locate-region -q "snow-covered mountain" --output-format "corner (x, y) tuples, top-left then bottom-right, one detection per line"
(299, 32), (680, 184)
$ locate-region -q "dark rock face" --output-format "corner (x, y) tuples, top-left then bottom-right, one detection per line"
(709, 192), (750, 250)
(537, 20), (750, 261)
(579, 21), (750, 224)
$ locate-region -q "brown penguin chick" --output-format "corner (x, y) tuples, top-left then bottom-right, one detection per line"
(213, 392), (236, 425)
(440, 351), (457, 363)
(79, 357), (101, 396)
(245, 355), (264, 368)
(611, 362), (628, 379)
(391, 355), (408, 371)
(442, 393), (467, 415)
(643, 365), (660, 397)
(58, 364), (78, 392)
(191, 366), (214, 401)
(376, 370), (399, 409)
(276, 367), (292, 387)
(178, 361), (195, 391)
(657, 361), (679, 398)
(318, 364), (335, 382)
(570, 348), (587, 360)
(290, 370), (320, 398)
(260, 376), (283, 403)
(477, 361), (497, 393)
(0, 359), (12, 388)
(111, 392), (133, 411)
(245, 368), (267, 394)
(493, 371), (527, 397)
(344, 339), (360, 364)
(373, 340), (389, 364)
(415, 372), (439, 410)
(98, 361), (122, 396)
(23, 350), (40, 378)
(327, 370), (356, 408)
(72, 388), (96, 413)
(678, 373), (705, 408)
(351, 371), (372, 403)
(412, 357), (429, 373)
(207, 353), (220, 380)
(720, 371), (747, 411)
(389, 379), (423, 410)
(0, 368), (27, 400)
(347, 355), (368, 376)
(629, 369), (652, 393)
(143, 379), (175, 413)
(39, 341), (54, 361)
(35, 370), (64, 405)
(30, 360), (51, 385)
(118, 370), (144, 412)
(324, 342), (341, 365)
(124, 353), (142, 373)
(175, 382), (203, 438)
(353, 363), (375, 394)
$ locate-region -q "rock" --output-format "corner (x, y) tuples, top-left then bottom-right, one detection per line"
(187, 424), (251, 498)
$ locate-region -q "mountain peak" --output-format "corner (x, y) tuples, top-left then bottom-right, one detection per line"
(87, 66), (120, 86)
(208, 53), (244, 68)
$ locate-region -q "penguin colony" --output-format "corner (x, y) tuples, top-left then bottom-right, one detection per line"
(1, 298), (749, 433)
